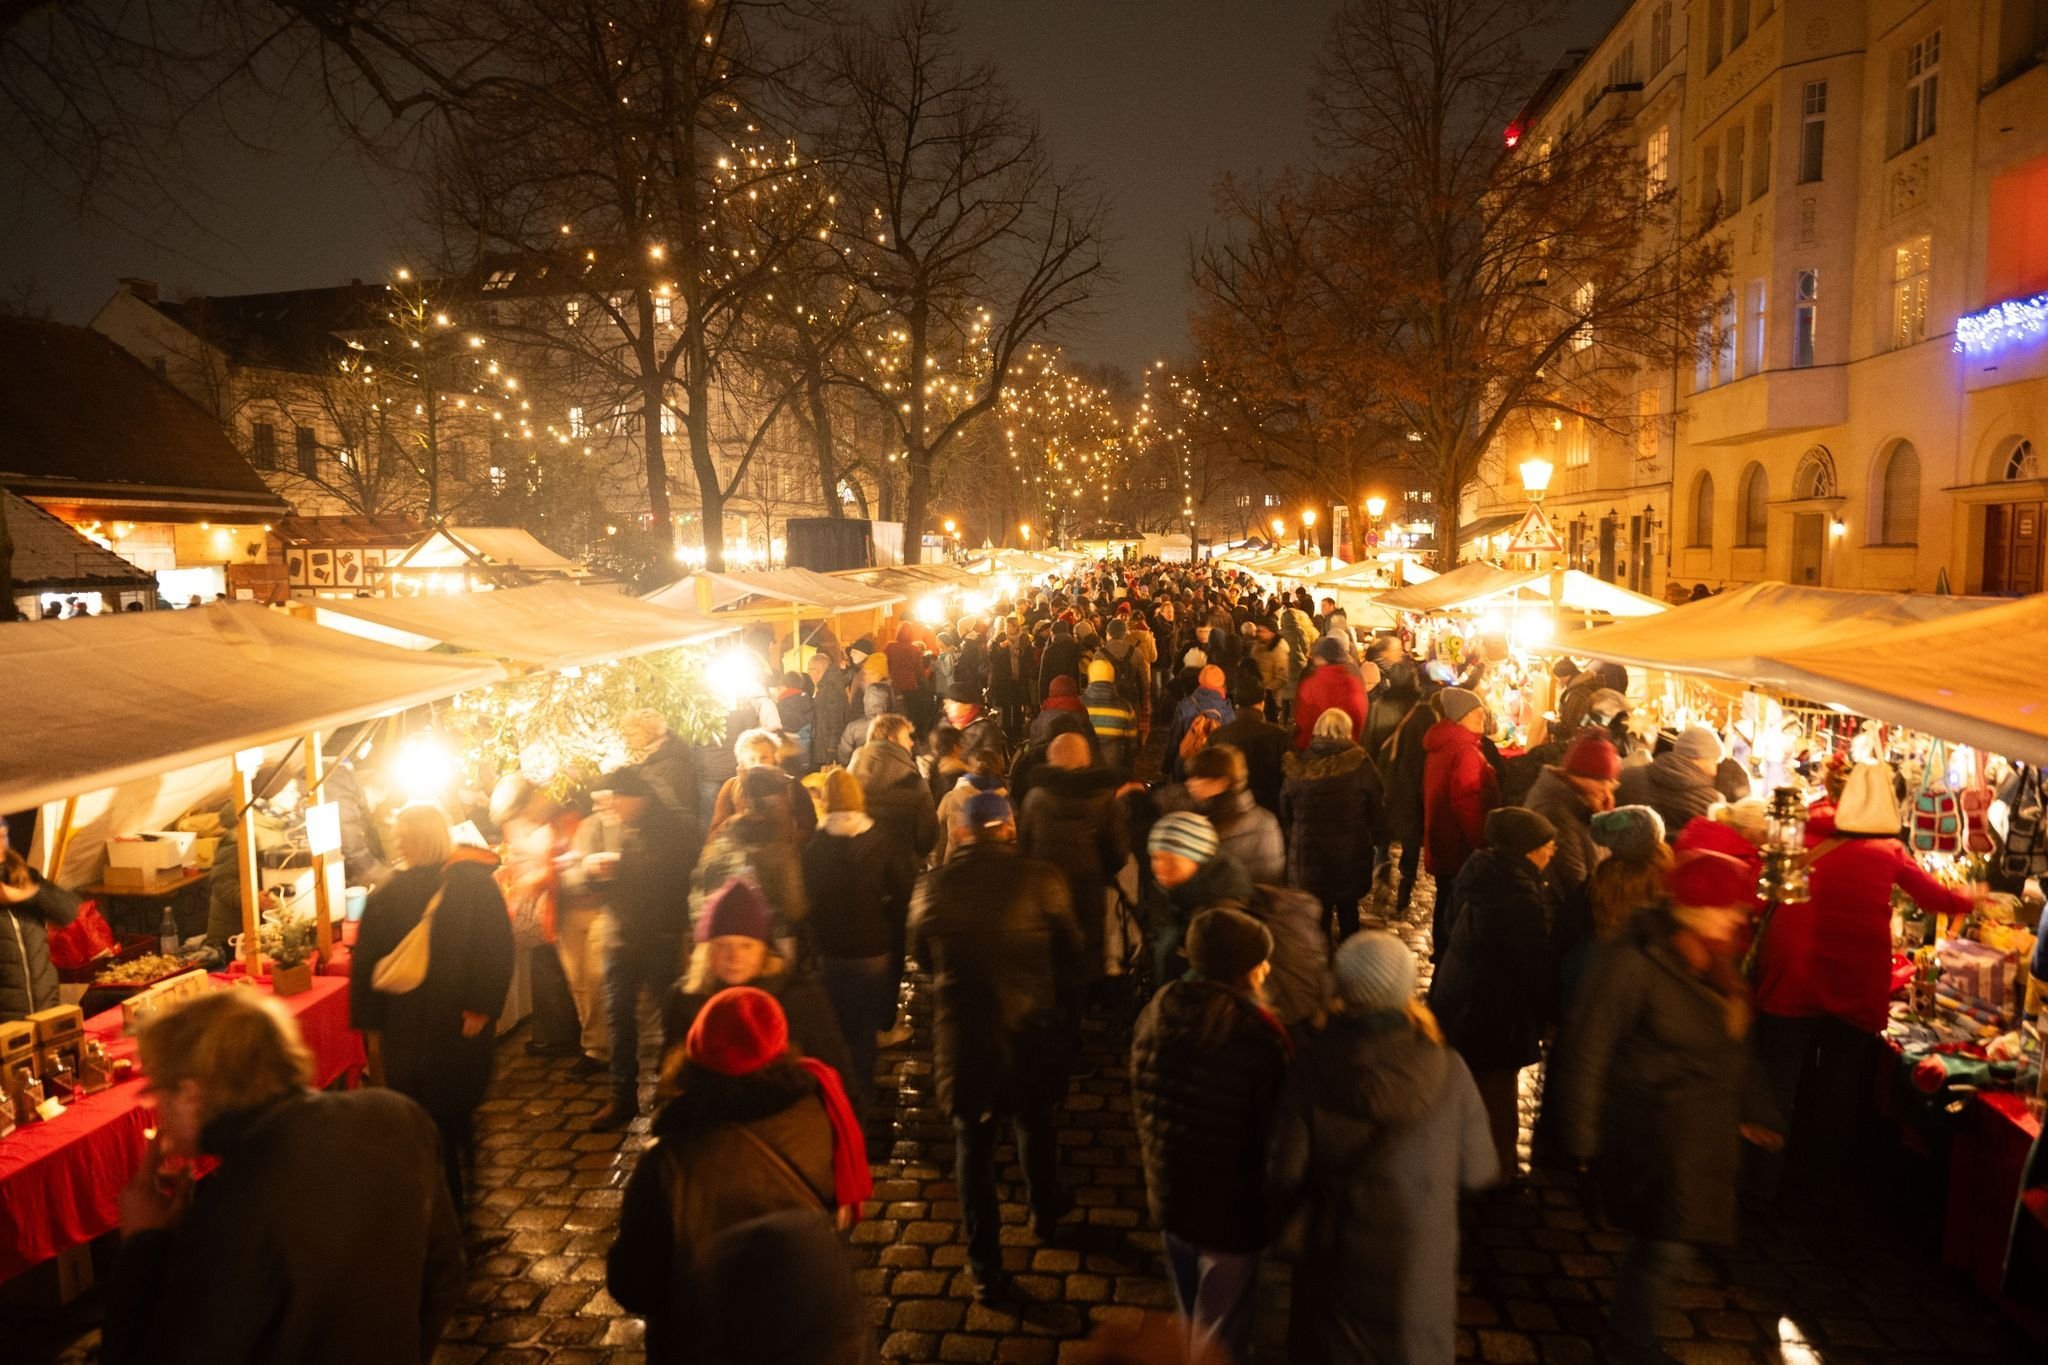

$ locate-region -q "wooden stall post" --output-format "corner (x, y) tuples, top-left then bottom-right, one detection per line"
(233, 746), (266, 977)
(303, 732), (335, 964)
(42, 794), (78, 882)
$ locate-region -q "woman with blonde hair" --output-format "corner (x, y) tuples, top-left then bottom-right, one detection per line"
(1269, 931), (1497, 1363)
(351, 801), (516, 1206)
(103, 989), (462, 1365)
(659, 877), (851, 1100)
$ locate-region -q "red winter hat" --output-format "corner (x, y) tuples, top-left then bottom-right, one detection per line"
(685, 986), (789, 1077)
(1562, 731), (1622, 781)
(1665, 849), (1753, 909)
(1049, 675), (1079, 698)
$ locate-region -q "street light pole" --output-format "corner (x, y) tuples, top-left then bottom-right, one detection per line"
(1518, 457), (1554, 570)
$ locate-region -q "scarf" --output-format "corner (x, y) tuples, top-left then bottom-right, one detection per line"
(798, 1057), (874, 1215)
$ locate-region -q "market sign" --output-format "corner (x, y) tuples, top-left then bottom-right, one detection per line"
(1505, 504), (1563, 554)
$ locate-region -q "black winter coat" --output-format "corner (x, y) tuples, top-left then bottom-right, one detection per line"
(1240, 885), (1330, 1028)
(1429, 847), (1558, 1072)
(1549, 907), (1778, 1246)
(351, 857), (517, 1116)
(849, 741), (938, 896)
(1376, 700), (1435, 847)
(1280, 740), (1384, 917)
(1131, 978), (1291, 1252)
(610, 803), (699, 950)
(637, 735), (703, 837)
(909, 842), (1084, 1117)
(1036, 635), (1084, 699)
(1523, 766), (1601, 917)
(102, 1089), (463, 1365)
(1210, 713), (1292, 815)
(1, 873), (82, 1022)
(1018, 766), (1130, 981)
(810, 665), (855, 771)
(1362, 667), (1420, 763)
(801, 818), (912, 960)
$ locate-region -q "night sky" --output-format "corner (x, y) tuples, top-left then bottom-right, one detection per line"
(0, 1), (1620, 372)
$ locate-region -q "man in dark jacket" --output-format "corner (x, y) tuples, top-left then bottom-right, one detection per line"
(1, 847), (82, 1022)
(1131, 907), (1290, 1363)
(102, 991), (464, 1365)
(623, 709), (703, 844)
(837, 681), (897, 767)
(1140, 812), (1256, 988)
(1036, 619), (1084, 701)
(942, 684), (1012, 774)
(1617, 725), (1725, 837)
(910, 792), (1084, 1301)
(592, 769), (698, 1131)
(1210, 678), (1291, 815)
(1375, 689), (1437, 916)
(1281, 708), (1385, 939)
(1523, 732), (1621, 935)
(807, 651), (854, 773)
(1018, 733), (1130, 990)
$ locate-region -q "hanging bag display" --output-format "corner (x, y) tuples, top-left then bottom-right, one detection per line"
(1960, 748), (1996, 857)
(1909, 739), (1962, 856)
(370, 883), (444, 995)
(1999, 764), (2048, 880)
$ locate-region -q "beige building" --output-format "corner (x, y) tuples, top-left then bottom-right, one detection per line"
(1468, 0), (2048, 599)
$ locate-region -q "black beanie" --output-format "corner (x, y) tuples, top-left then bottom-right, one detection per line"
(1485, 806), (1558, 860)
(1186, 907), (1272, 982)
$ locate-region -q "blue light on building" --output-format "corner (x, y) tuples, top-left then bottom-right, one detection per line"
(1954, 291), (2048, 356)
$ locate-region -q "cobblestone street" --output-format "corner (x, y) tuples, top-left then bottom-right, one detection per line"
(409, 879), (2033, 1365)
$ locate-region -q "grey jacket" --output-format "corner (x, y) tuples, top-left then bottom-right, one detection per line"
(1269, 1015), (1497, 1365)
(1616, 750), (1721, 837)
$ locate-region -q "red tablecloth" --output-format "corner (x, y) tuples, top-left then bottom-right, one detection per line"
(0, 974), (364, 1282)
(1943, 1088), (2042, 1298)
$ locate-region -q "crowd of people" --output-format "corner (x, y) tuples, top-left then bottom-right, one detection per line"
(86, 555), (2014, 1365)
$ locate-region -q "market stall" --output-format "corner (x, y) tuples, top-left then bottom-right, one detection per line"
(372, 525), (597, 595)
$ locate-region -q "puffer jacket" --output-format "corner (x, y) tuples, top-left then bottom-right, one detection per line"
(1, 872), (83, 1022)
(1132, 977), (1292, 1252)
(908, 842), (1084, 1117)
(1249, 639), (1292, 698)
(1421, 721), (1497, 882)
(1280, 740), (1383, 917)
(1269, 1015), (1496, 1365)
(1197, 786), (1285, 885)
(1429, 847), (1559, 1071)
(1616, 749), (1722, 839)
(1239, 885), (1330, 1028)
(1550, 906), (1778, 1246)
(1018, 766), (1130, 981)
(1523, 766), (1601, 913)
(836, 684), (897, 767)
(1292, 661), (1368, 752)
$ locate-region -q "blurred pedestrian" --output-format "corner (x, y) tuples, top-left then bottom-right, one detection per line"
(1281, 708), (1385, 939)
(1422, 687), (1498, 940)
(1140, 812), (1254, 988)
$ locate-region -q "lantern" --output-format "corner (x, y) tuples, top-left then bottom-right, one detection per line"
(1759, 785), (1811, 904)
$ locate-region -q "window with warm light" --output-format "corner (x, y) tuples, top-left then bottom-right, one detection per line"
(1646, 125), (1669, 196)
(1744, 280), (1767, 376)
(568, 405), (587, 437)
(653, 295), (673, 325)
(1571, 282), (1595, 350)
(1890, 236), (1931, 350)
(1564, 417), (1590, 470)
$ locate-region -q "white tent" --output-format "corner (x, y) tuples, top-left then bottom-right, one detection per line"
(1310, 558), (1437, 592)
(1375, 563), (1543, 614)
(1763, 593), (2048, 765)
(643, 568), (902, 616)
(1375, 564), (1665, 618)
(1567, 582), (2002, 684)
(376, 525), (590, 589)
(309, 581), (737, 672)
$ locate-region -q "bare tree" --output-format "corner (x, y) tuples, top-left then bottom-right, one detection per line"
(825, 0), (1107, 564)
(1191, 0), (1724, 562)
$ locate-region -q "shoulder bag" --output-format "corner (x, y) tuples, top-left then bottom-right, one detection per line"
(370, 882), (444, 995)
(1909, 741), (1962, 855)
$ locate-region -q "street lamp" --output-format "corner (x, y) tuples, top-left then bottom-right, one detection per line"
(943, 518), (957, 537)
(1270, 516), (1286, 543)
(1518, 457), (1554, 502)
(1019, 521), (1032, 546)
(1300, 506), (1317, 554)
(1364, 495), (1387, 555)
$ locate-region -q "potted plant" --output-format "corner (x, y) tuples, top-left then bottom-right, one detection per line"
(270, 920), (316, 997)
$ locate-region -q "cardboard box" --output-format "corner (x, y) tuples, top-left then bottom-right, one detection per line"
(106, 838), (183, 876)
(26, 1004), (83, 1045)
(104, 864), (187, 889)
(139, 831), (197, 861)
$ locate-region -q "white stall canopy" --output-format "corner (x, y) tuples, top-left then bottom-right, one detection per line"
(310, 581), (736, 671)
(645, 568), (903, 616)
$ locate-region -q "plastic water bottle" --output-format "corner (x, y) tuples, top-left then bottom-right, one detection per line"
(158, 909), (178, 956)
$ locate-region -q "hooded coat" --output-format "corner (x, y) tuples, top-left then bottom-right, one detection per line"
(608, 1065), (841, 1364)
(1, 871), (82, 1022)
(1616, 749), (1723, 839)
(1131, 978), (1292, 1253)
(1549, 907), (1779, 1246)
(1429, 848), (1559, 1071)
(848, 740), (938, 897)
(809, 662), (855, 772)
(1269, 1015), (1497, 1365)
(1421, 720), (1497, 883)
(1197, 785), (1286, 885)
(1523, 766), (1601, 916)
(837, 683), (898, 767)
(1280, 739), (1384, 919)
(1292, 659), (1369, 753)
(1139, 853), (1257, 987)
(909, 841), (1084, 1117)
(1018, 766), (1130, 981)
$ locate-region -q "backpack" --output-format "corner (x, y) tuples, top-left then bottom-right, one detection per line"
(1179, 710), (1223, 763)
(1107, 645), (1144, 706)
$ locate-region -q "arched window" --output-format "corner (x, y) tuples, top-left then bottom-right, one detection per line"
(1877, 440), (1921, 545)
(1736, 462), (1768, 547)
(1793, 446), (1836, 498)
(2003, 437), (2039, 482)
(1689, 470), (1715, 547)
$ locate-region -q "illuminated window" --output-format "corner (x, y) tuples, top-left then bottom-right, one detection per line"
(565, 298), (581, 325)
(1745, 280), (1767, 376)
(1565, 417), (1590, 469)
(568, 405), (587, 436)
(1646, 126), (1669, 195)
(1890, 235), (1931, 350)
(1571, 282), (1596, 350)
(653, 295), (672, 325)
(1986, 155), (2048, 303)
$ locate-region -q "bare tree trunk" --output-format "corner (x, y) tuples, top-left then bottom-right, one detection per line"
(0, 492), (16, 622)
(1435, 463), (1465, 569)
(686, 363), (725, 571)
(806, 372), (841, 518)
(900, 301), (930, 564)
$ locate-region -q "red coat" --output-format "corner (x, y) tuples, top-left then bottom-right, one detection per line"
(1292, 662), (1368, 751)
(1421, 720), (1498, 881)
(1754, 809), (1971, 1033)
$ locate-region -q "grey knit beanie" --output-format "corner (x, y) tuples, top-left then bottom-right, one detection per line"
(1333, 931), (1417, 1013)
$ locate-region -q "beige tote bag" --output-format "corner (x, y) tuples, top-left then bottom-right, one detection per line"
(370, 885), (443, 995)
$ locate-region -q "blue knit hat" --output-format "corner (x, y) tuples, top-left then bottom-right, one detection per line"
(1333, 931), (1417, 1013)
(1147, 810), (1219, 864)
(964, 790), (1014, 829)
